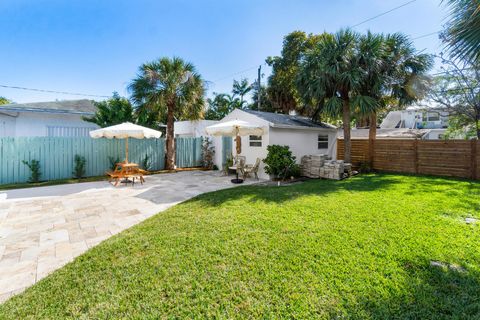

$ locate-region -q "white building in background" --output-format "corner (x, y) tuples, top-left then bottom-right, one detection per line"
(174, 120), (223, 169)
(0, 100), (99, 137)
(174, 120), (219, 138)
(381, 103), (449, 130)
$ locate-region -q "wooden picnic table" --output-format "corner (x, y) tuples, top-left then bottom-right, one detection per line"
(106, 162), (145, 186)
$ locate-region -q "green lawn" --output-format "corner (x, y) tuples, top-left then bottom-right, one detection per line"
(1, 174), (479, 319)
(0, 176), (107, 191)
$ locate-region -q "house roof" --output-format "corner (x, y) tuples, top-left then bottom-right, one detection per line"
(243, 109), (336, 129)
(0, 99), (96, 115)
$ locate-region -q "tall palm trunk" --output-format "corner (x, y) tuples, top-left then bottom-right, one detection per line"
(368, 112), (377, 164)
(165, 103), (175, 170)
(342, 97), (352, 163)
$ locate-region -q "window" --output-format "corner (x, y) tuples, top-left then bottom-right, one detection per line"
(318, 134), (328, 149)
(427, 112), (440, 122)
(249, 135), (262, 147)
(47, 126), (93, 137)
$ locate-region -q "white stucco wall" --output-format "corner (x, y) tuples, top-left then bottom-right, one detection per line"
(0, 113), (17, 137)
(174, 120), (219, 137)
(268, 127), (338, 162)
(221, 109), (271, 178)
(0, 112), (99, 137)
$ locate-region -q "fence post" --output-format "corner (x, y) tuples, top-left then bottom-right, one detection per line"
(471, 140), (477, 180)
(414, 139), (419, 174)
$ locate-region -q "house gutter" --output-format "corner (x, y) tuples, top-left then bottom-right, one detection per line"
(0, 111), (19, 118)
(0, 107), (94, 116)
(269, 123), (337, 131)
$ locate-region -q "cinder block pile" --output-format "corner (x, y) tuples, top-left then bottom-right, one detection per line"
(300, 155), (327, 178)
(301, 155), (352, 180)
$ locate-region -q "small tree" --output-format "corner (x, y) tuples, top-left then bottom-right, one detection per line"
(429, 55), (480, 138)
(73, 155), (86, 179)
(141, 154), (152, 171)
(84, 92), (135, 127)
(22, 159), (41, 183)
(201, 137), (215, 169)
(263, 145), (299, 180)
(108, 156), (120, 171)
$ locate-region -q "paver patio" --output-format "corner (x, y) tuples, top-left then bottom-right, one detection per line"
(0, 171), (260, 303)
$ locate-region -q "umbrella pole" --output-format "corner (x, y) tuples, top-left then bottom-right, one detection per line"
(126, 138), (129, 163)
(231, 127), (244, 184)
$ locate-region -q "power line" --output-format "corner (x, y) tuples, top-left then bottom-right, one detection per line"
(351, 0), (418, 28)
(412, 31), (439, 40)
(0, 84), (110, 98)
(211, 64), (265, 84)
(212, 1), (423, 86)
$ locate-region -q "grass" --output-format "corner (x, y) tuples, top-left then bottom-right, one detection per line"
(0, 173), (479, 319)
(0, 176), (107, 191)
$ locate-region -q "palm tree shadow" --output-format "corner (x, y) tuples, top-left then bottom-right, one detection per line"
(189, 174), (400, 206)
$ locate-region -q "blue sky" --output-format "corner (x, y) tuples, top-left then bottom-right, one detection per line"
(0, 0), (446, 103)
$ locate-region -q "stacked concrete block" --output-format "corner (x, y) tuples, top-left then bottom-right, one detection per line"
(320, 160), (344, 180)
(301, 155), (352, 180)
(301, 154), (327, 178)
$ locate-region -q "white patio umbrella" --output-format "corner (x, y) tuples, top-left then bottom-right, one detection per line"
(89, 122), (162, 163)
(205, 119), (265, 155)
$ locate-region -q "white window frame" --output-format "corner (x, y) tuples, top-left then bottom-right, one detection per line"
(427, 112), (440, 122)
(249, 135), (262, 147)
(318, 134), (329, 149)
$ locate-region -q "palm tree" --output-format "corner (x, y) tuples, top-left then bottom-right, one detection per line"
(129, 57), (205, 170)
(298, 29), (377, 163)
(232, 78), (252, 108)
(357, 33), (432, 156)
(443, 0), (480, 62)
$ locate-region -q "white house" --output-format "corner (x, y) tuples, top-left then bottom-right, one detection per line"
(381, 103), (449, 130)
(218, 109), (338, 179)
(0, 100), (99, 137)
(174, 120), (219, 138)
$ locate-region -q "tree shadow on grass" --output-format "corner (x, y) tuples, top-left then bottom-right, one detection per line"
(340, 260), (480, 319)
(190, 174), (401, 206)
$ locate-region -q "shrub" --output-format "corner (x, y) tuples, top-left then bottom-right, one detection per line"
(22, 159), (41, 183)
(263, 145), (299, 180)
(358, 161), (372, 173)
(73, 155), (86, 179)
(141, 154), (152, 171)
(108, 156), (120, 171)
(202, 137), (215, 169)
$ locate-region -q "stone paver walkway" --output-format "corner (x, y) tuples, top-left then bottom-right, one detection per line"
(0, 171), (260, 303)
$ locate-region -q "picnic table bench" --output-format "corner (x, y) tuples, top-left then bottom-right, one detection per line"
(106, 162), (145, 186)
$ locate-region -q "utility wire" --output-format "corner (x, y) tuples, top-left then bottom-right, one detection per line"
(351, 0), (418, 28)
(412, 31), (439, 40)
(0, 0), (432, 96)
(0, 84), (110, 98)
(212, 0), (422, 85)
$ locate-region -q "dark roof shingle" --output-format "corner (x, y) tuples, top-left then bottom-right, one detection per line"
(243, 109), (336, 129)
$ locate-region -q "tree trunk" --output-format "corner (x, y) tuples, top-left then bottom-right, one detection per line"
(368, 112), (377, 164)
(342, 98), (352, 164)
(165, 103), (176, 170)
(476, 115), (480, 140)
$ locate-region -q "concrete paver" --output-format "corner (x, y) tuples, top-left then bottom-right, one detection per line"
(0, 171), (260, 303)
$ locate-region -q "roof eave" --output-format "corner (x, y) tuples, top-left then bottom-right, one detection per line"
(0, 107), (94, 116)
(270, 123), (337, 131)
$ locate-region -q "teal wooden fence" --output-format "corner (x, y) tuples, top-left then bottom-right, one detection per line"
(0, 137), (165, 184)
(175, 137), (203, 168)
